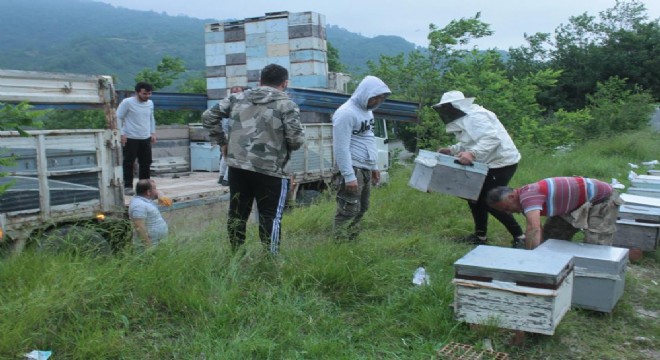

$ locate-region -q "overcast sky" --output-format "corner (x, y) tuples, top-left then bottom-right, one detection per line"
(97, 0), (660, 49)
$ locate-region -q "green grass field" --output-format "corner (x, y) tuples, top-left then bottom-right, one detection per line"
(0, 130), (658, 359)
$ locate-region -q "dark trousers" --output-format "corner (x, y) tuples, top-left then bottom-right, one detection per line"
(227, 167), (289, 254)
(123, 137), (152, 189)
(468, 163), (523, 238)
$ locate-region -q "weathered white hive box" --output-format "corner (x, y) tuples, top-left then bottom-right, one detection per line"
(613, 220), (660, 251)
(619, 204), (660, 223)
(627, 187), (660, 198)
(631, 175), (660, 190)
(409, 149), (488, 200)
(535, 239), (628, 312)
(453, 245), (574, 335)
(614, 204), (659, 251)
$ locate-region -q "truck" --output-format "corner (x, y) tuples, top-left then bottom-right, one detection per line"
(0, 69), (126, 254)
(115, 88), (419, 203)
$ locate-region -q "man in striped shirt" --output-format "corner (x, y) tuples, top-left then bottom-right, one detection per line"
(486, 177), (624, 249)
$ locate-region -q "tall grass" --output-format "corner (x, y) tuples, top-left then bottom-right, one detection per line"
(0, 130), (658, 359)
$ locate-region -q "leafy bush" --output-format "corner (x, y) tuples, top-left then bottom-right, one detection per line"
(586, 76), (656, 137)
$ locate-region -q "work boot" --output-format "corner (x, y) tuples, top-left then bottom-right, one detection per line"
(457, 233), (487, 245)
(512, 236), (526, 249)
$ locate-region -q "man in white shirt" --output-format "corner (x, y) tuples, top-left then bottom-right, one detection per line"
(117, 82), (156, 195)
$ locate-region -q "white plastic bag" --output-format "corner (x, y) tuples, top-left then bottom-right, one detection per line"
(611, 178), (625, 190)
(412, 267), (430, 286)
(628, 170), (638, 181)
(24, 350), (52, 360)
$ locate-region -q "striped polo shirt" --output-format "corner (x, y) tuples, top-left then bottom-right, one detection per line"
(517, 177), (612, 216)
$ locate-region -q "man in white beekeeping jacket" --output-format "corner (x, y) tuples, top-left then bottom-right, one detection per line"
(435, 90), (526, 248)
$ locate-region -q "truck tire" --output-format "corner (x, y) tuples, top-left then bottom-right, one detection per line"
(37, 225), (111, 256)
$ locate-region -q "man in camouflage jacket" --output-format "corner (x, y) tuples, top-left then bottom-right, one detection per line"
(202, 64), (305, 254)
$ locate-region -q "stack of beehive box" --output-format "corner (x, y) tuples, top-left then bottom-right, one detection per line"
(204, 11), (328, 108)
(615, 203), (660, 252)
(615, 171), (660, 253)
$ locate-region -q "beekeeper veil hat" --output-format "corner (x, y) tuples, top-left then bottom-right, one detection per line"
(432, 90), (475, 112)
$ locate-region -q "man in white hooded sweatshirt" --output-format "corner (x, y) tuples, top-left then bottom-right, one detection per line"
(332, 76), (391, 241)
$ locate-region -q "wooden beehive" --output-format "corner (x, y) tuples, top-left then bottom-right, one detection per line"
(409, 149), (488, 200)
(453, 246), (574, 335)
(613, 220), (660, 251)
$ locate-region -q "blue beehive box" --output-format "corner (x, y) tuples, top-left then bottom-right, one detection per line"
(409, 149), (488, 200)
(190, 142), (220, 172)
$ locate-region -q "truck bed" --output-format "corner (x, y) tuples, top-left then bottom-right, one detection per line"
(125, 171), (229, 209)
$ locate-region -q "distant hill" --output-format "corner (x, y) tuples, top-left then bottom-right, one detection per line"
(0, 0), (209, 89)
(325, 25), (419, 73)
(0, 0), (418, 89)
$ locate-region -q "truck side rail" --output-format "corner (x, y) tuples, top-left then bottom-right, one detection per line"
(114, 88), (419, 122)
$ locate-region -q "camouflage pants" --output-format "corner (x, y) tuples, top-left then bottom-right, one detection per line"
(543, 191), (623, 245)
(333, 168), (371, 241)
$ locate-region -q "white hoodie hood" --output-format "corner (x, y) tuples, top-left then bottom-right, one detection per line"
(332, 76), (392, 182)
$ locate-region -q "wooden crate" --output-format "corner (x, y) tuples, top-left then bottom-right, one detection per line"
(618, 204), (660, 223)
(453, 246), (574, 335)
(620, 193), (660, 208)
(627, 187), (660, 198)
(409, 150), (488, 201)
(613, 220), (659, 251)
(535, 239), (628, 312)
(631, 175), (660, 190)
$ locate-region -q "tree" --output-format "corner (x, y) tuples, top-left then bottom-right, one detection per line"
(178, 76), (206, 94)
(0, 102), (42, 194)
(508, 0), (658, 111)
(0, 102), (41, 133)
(600, 21), (660, 100)
(135, 55), (186, 90)
(585, 76), (655, 137)
(327, 42), (346, 73)
(367, 14), (562, 151)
